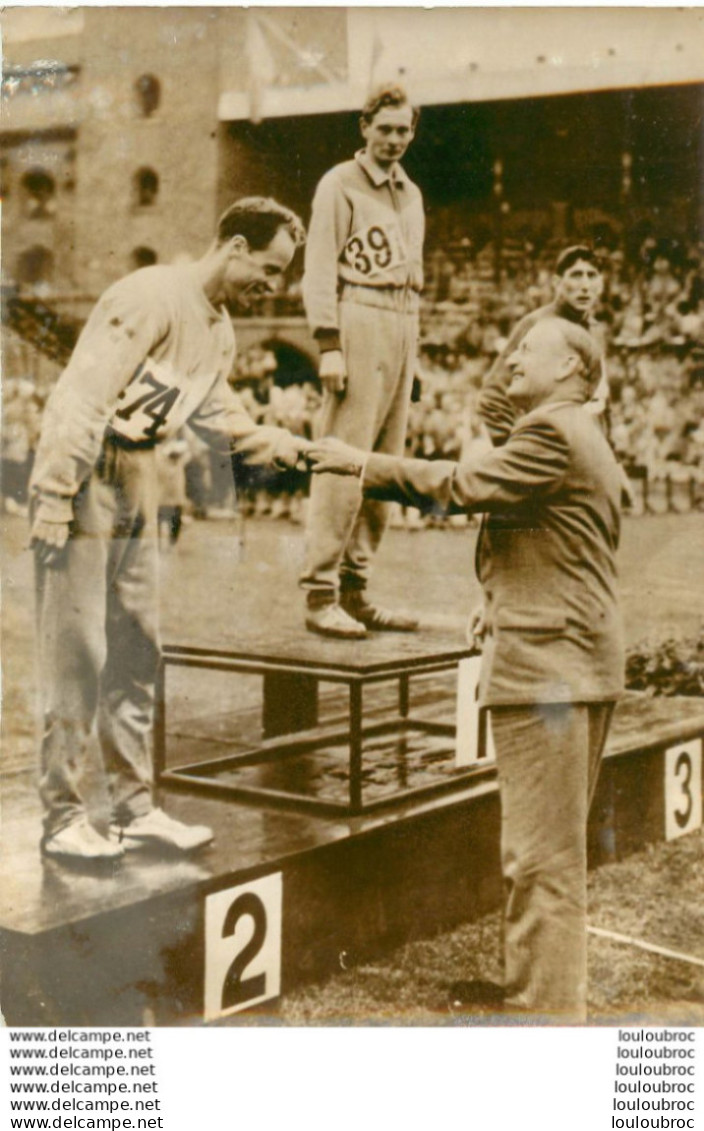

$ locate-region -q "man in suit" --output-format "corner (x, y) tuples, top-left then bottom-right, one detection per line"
(308, 316), (625, 1021)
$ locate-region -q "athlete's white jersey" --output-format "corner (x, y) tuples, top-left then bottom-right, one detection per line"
(31, 265), (294, 523)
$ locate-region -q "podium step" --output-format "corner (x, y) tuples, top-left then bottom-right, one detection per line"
(1, 694), (702, 1026)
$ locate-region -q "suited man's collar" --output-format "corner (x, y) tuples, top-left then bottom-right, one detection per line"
(512, 397), (587, 427)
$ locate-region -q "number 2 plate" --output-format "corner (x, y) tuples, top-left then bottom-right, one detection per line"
(664, 739), (702, 841)
(204, 873), (283, 1021)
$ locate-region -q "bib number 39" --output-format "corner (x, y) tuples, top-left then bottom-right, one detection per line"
(204, 873), (283, 1021)
(664, 739), (702, 841)
(343, 223), (406, 278)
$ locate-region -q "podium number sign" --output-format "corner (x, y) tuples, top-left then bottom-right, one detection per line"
(204, 873), (283, 1021)
(664, 740), (702, 841)
(456, 656), (495, 767)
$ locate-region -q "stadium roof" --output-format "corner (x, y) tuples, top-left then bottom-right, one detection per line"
(218, 8), (704, 122)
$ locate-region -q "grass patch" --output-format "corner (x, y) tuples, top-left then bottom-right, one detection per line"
(278, 831), (704, 1026)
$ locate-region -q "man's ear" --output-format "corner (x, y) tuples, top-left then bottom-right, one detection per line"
(557, 353), (580, 383)
(226, 234), (248, 259)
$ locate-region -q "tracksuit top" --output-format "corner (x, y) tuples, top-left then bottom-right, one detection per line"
(302, 149), (425, 350)
(30, 265), (295, 524)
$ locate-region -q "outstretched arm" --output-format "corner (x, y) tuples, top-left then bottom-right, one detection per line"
(308, 420), (569, 513)
(189, 377), (313, 470)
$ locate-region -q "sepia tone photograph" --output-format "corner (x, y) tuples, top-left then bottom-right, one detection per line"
(1, 5), (704, 1031)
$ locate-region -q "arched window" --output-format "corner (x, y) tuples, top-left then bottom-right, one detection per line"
(16, 245), (54, 287)
(135, 74), (161, 118)
(133, 167), (159, 207)
(21, 168), (56, 218)
(131, 246), (157, 270)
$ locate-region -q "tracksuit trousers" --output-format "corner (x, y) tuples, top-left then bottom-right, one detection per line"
(36, 443), (160, 837)
(490, 700), (615, 1022)
(300, 292), (418, 601)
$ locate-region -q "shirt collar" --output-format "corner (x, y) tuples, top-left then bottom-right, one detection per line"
(355, 148), (408, 190)
(554, 298), (592, 329)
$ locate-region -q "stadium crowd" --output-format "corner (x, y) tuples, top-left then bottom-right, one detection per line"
(4, 234), (704, 528)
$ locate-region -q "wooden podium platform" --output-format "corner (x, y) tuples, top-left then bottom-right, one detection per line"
(2, 683), (703, 1027)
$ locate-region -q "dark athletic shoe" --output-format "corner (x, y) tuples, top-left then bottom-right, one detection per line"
(448, 979), (505, 1013)
(341, 592), (419, 632)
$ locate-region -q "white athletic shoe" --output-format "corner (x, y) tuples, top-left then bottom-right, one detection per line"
(42, 818), (125, 862)
(111, 808), (214, 853)
(305, 602), (367, 639)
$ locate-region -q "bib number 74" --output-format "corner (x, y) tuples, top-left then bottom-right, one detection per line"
(111, 361), (181, 442)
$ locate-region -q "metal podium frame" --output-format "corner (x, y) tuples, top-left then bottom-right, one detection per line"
(154, 641), (492, 816)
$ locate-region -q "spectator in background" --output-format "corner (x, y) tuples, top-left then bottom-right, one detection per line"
(156, 435), (189, 547)
(1, 378), (42, 516)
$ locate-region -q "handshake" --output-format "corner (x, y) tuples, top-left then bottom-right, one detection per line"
(287, 437), (367, 477)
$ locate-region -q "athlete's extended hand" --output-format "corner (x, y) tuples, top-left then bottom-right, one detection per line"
(307, 437), (366, 477)
(319, 350), (347, 397)
(30, 518), (71, 568)
(274, 435), (316, 472)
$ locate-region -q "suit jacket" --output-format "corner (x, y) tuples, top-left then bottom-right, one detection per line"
(363, 400), (624, 708)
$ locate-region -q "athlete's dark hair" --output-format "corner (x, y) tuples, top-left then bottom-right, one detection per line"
(216, 197), (305, 251)
(554, 245), (600, 276)
(361, 83), (419, 128)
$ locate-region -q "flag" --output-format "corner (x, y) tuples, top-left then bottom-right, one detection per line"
(245, 12), (276, 124)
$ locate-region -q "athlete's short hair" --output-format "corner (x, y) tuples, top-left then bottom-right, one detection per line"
(551, 317), (602, 395)
(216, 197), (305, 251)
(554, 245), (601, 276)
(361, 83), (419, 128)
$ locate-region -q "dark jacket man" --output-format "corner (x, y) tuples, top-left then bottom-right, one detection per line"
(309, 316), (625, 1021)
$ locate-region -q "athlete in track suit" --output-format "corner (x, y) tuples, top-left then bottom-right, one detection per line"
(30, 198), (309, 861)
(479, 245), (609, 446)
(309, 318), (625, 1020)
(300, 84), (424, 638)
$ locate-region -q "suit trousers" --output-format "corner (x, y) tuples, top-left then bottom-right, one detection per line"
(36, 444), (160, 837)
(490, 701), (615, 1021)
(300, 298), (417, 598)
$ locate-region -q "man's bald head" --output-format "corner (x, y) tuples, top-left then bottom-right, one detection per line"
(551, 318), (602, 396)
(506, 317), (603, 412)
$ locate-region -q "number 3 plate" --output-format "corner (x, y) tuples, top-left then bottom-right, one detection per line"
(664, 739), (702, 841)
(204, 873), (283, 1021)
